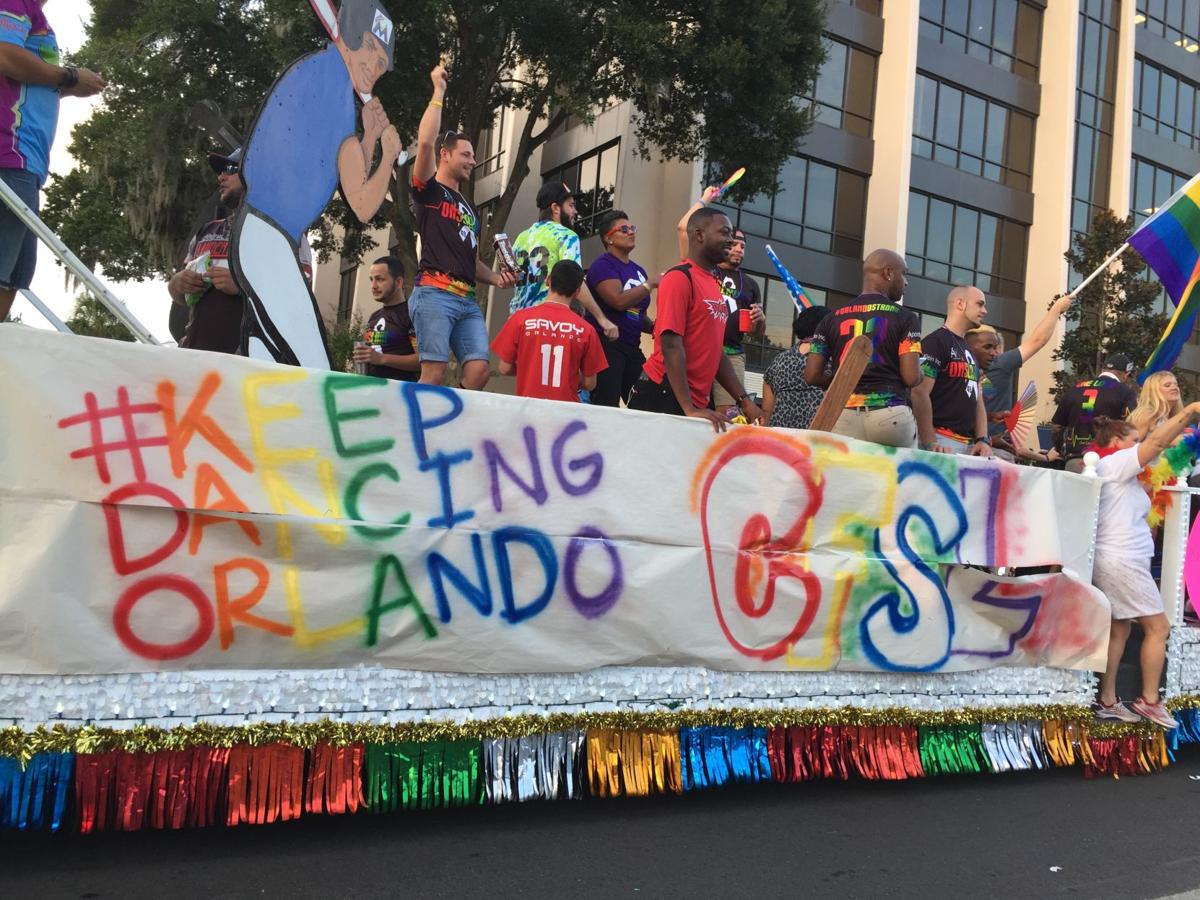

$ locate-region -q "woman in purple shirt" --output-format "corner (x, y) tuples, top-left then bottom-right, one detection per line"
(585, 209), (659, 406)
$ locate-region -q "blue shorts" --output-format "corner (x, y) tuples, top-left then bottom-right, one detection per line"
(408, 285), (489, 364)
(0, 168), (39, 292)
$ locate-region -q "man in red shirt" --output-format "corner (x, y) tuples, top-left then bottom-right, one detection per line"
(492, 260), (608, 402)
(628, 207), (763, 431)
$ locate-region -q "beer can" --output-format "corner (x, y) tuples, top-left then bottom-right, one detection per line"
(493, 232), (520, 275)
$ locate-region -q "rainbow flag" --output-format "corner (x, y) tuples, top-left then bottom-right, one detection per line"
(764, 244), (814, 312)
(1129, 171), (1200, 377)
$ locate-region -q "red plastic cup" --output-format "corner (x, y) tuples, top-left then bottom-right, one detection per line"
(738, 308), (752, 332)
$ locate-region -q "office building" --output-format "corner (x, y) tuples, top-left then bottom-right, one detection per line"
(313, 0), (1200, 415)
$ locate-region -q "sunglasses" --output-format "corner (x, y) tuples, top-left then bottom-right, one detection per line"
(219, 163), (240, 175)
(606, 223), (637, 237)
(439, 130), (466, 153)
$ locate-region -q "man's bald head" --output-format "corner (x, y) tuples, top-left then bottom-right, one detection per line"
(862, 249), (907, 303)
(945, 285), (988, 333)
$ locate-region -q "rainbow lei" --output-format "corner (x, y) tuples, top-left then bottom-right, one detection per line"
(1142, 427), (1200, 527)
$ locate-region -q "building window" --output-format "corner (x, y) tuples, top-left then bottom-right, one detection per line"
(542, 140), (619, 237)
(1071, 1), (1121, 243)
(919, 0), (1043, 80)
(474, 112), (505, 178)
(719, 156), (868, 259)
(1136, 0), (1200, 50)
(739, 273), (857, 372)
(803, 37), (877, 138)
(905, 191), (1028, 298)
(912, 73), (1035, 190)
(1134, 57), (1200, 152)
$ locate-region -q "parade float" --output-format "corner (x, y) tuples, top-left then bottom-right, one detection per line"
(5, 0), (1200, 836)
(3, 325), (1200, 833)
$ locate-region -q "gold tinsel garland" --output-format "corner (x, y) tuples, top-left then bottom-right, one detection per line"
(0, 704), (1167, 761)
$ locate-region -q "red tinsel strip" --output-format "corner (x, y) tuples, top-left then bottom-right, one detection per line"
(305, 743), (364, 816)
(188, 746), (229, 829)
(767, 728), (788, 782)
(76, 751), (118, 834)
(900, 726), (926, 779)
(226, 744), (303, 827)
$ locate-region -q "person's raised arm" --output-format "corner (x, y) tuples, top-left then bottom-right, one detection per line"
(675, 186), (721, 258)
(1138, 402), (1200, 467)
(1018, 294), (1074, 362)
(413, 61), (446, 187)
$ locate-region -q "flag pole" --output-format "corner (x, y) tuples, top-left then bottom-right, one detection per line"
(1068, 242), (1130, 297)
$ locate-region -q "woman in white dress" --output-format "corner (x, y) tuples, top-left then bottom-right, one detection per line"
(1090, 404), (1200, 727)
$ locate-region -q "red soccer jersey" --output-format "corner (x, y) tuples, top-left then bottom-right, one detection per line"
(642, 261), (730, 408)
(491, 301), (609, 402)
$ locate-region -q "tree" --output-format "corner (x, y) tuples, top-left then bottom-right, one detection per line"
(47, 0), (826, 303)
(1052, 210), (1168, 398)
(65, 294), (136, 341)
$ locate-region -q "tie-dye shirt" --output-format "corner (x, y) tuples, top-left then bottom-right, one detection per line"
(509, 220), (581, 312)
(809, 293), (922, 409)
(0, 1), (59, 182)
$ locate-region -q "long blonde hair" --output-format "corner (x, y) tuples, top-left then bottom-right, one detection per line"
(1129, 371), (1184, 437)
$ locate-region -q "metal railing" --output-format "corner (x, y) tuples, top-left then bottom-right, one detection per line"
(0, 174), (158, 344)
(18, 288), (72, 333)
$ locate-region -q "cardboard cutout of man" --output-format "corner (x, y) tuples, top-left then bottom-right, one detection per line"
(232, 0), (402, 369)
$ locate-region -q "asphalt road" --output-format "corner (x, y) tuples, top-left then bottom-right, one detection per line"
(4, 749), (1200, 900)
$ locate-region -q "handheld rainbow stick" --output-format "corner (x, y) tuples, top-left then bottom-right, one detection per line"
(764, 244), (814, 313)
(710, 167), (746, 202)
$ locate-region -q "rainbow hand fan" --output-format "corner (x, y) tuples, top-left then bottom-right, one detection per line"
(1004, 380), (1038, 449)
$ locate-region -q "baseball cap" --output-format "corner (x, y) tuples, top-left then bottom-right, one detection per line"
(536, 181), (573, 210)
(1104, 353), (1135, 374)
(208, 147), (243, 173)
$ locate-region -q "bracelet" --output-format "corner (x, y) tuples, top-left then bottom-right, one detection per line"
(59, 65), (78, 90)
(736, 394), (750, 405)
(429, 98), (443, 108)
(974, 436), (989, 445)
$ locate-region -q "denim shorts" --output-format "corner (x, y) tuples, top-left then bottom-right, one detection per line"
(408, 285), (489, 364)
(0, 168), (39, 291)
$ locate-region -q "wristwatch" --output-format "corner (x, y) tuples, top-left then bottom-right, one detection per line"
(974, 436), (989, 445)
(736, 394), (750, 405)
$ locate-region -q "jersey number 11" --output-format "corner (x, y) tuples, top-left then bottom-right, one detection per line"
(540, 343), (564, 388)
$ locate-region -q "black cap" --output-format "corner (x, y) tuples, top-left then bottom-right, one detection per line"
(1104, 353), (1135, 374)
(536, 181), (573, 210)
(207, 147), (243, 173)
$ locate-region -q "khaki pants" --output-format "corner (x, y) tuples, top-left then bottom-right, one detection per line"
(832, 406), (917, 449)
(712, 352), (746, 408)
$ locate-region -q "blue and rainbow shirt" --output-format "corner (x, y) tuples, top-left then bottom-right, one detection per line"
(0, 1), (59, 182)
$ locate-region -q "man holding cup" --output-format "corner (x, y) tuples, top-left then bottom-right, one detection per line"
(711, 226), (765, 418)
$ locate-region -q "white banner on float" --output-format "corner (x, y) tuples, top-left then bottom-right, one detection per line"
(0, 329), (1109, 675)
